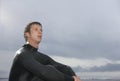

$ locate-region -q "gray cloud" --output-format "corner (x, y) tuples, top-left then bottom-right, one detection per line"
(0, 0), (120, 62)
(90, 63), (120, 72)
(73, 63), (120, 72)
(1, 1), (120, 79)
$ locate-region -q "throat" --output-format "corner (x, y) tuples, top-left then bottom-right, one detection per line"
(26, 41), (39, 49)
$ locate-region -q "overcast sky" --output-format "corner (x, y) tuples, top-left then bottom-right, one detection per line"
(0, 0), (120, 79)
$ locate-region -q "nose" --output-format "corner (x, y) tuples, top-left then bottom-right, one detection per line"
(38, 29), (42, 34)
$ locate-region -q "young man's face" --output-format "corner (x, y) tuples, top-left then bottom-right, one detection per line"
(26, 24), (42, 44)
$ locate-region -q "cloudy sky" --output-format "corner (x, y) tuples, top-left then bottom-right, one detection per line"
(0, 0), (120, 79)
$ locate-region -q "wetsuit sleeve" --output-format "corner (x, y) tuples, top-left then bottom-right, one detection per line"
(18, 51), (74, 81)
(44, 55), (76, 76)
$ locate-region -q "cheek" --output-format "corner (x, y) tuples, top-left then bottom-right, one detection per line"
(33, 33), (38, 38)
(30, 33), (36, 38)
(32, 34), (37, 38)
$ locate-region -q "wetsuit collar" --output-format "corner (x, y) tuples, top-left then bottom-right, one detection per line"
(23, 44), (38, 52)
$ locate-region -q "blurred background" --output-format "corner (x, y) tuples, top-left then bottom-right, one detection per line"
(0, 0), (120, 79)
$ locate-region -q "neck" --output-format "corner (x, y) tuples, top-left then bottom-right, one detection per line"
(26, 41), (39, 48)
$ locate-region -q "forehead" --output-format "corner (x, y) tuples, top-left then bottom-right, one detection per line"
(30, 24), (42, 29)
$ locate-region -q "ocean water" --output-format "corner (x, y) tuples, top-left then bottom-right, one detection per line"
(0, 78), (7, 81)
(82, 79), (120, 81)
(0, 79), (120, 81)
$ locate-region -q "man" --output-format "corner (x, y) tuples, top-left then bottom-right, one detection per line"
(9, 22), (81, 81)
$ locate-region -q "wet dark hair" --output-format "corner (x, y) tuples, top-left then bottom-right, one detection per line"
(24, 21), (42, 41)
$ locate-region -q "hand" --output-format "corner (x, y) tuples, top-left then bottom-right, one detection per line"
(73, 76), (81, 81)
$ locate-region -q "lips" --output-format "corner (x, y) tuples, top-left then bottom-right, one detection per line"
(38, 35), (42, 38)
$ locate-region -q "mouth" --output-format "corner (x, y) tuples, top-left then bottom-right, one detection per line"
(38, 35), (42, 38)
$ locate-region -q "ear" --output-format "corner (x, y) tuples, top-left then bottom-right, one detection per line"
(25, 32), (30, 38)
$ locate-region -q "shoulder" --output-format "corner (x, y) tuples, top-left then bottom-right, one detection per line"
(16, 47), (26, 54)
(14, 47), (34, 63)
(14, 47), (29, 58)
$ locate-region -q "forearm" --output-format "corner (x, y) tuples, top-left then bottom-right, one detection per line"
(55, 65), (76, 76)
(47, 56), (76, 76)
(19, 52), (74, 81)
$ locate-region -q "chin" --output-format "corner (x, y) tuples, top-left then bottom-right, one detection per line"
(37, 40), (40, 43)
(35, 38), (42, 43)
(37, 40), (41, 44)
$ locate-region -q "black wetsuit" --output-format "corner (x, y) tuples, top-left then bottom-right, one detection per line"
(9, 44), (75, 81)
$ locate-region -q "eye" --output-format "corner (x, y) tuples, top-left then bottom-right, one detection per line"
(40, 29), (42, 32)
(35, 28), (38, 31)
